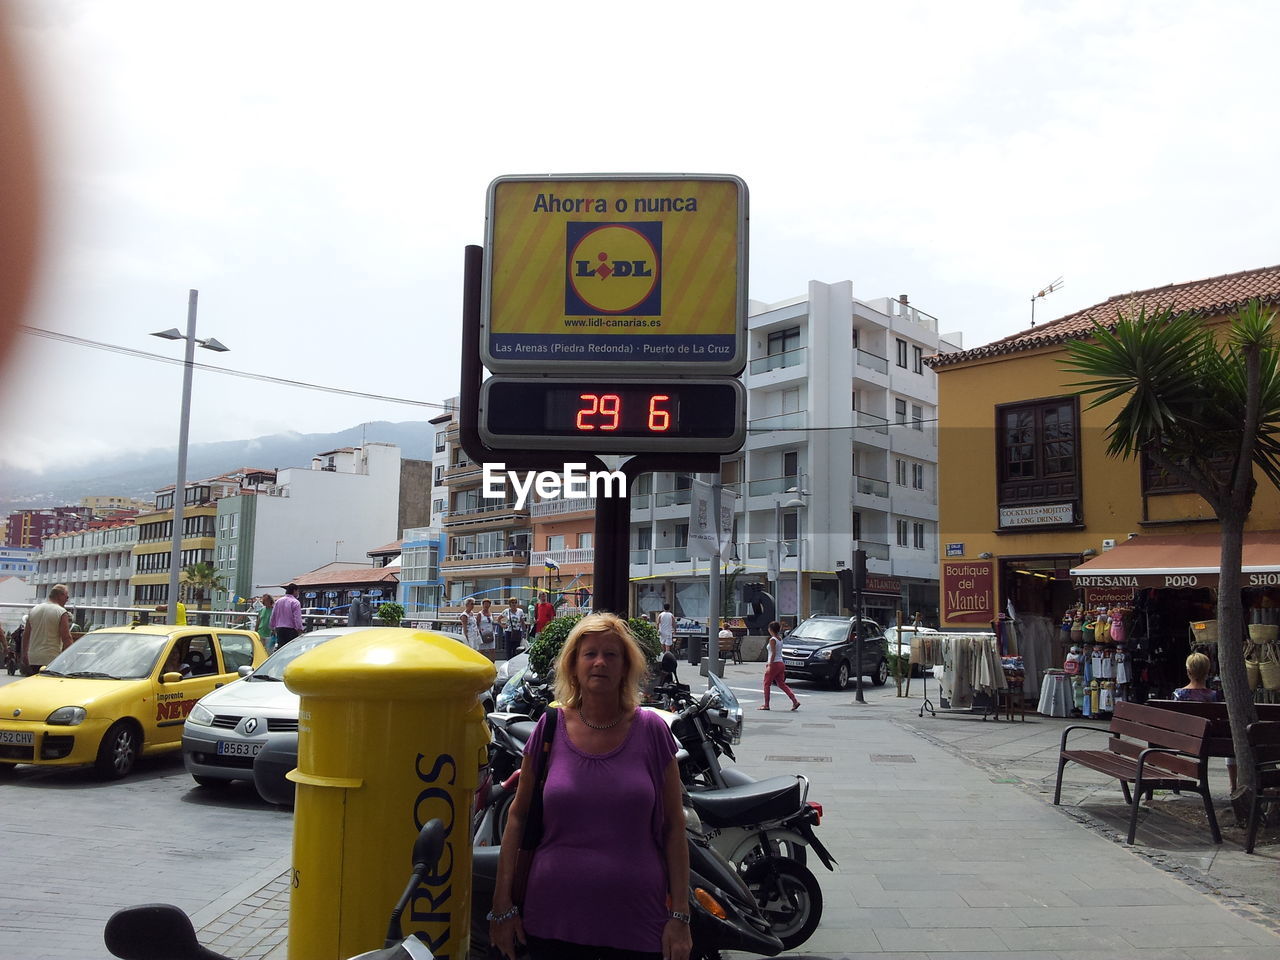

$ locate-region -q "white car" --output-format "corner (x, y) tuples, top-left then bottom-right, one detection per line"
(884, 625), (940, 669)
(181, 627), (363, 789)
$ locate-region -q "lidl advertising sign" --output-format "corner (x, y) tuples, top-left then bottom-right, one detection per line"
(482, 174), (747, 374)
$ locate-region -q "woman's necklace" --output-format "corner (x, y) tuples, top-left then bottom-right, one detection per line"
(577, 706), (626, 731)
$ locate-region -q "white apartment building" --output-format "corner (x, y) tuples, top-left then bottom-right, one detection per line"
(214, 443), (408, 608)
(31, 520), (139, 627)
(630, 280), (962, 627)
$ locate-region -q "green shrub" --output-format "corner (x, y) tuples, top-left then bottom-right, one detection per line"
(528, 614), (661, 677)
(376, 602), (405, 627)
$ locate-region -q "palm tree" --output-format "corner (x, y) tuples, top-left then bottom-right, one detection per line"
(180, 562), (226, 611)
(1061, 299), (1280, 811)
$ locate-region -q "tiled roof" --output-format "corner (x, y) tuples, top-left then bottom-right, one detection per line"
(931, 263), (1280, 368)
(291, 566), (400, 587)
(368, 540), (404, 556)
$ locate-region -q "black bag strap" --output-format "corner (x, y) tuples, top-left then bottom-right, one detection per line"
(519, 707), (557, 850)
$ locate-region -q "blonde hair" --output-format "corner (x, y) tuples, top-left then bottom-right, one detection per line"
(553, 612), (647, 711)
(1185, 651), (1212, 683)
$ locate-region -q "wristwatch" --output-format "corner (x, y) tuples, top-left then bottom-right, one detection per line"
(669, 910), (691, 924)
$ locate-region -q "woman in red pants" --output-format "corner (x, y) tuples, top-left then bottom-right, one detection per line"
(760, 620), (800, 711)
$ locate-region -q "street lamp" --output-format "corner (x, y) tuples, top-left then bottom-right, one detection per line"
(151, 290), (228, 624)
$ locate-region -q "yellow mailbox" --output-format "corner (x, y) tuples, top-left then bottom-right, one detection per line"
(283, 627), (494, 960)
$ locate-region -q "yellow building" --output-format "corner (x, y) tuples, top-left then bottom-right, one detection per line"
(932, 264), (1280, 692)
(130, 478), (234, 607)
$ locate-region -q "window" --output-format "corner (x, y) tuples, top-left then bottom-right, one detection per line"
(546, 535), (565, 551)
(912, 463), (925, 490)
(895, 398), (907, 424)
(767, 326), (801, 356)
(912, 404), (924, 431)
(434, 466), (444, 485)
(636, 527), (652, 550)
(912, 345), (924, 374)
(913, 522), (926, 550)
(896, 519), (909, 546)
(783, 451), (799, 479)
(851, 511), (862, 541)
(434, 431), (446, 453)
(851, 326), (859, 349)
(997, 397), (1080, 511)
(432, 498), (445, 515)
(674, 523), (689, 547)
(896, 339), (908, 368)
(578, 533), (593, 549)
(895, 459), (908, 486)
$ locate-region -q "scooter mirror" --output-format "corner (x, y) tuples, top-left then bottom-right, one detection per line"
(104, 903), (225, 960)
(412, 817), (446, 873)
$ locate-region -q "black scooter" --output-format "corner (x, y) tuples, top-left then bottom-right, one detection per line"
(105, 820), (449, 960)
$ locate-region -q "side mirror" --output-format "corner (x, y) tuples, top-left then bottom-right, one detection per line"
(104, 903), (218, 960)
(160, 671), (183, 684)
(412, 818), (446, 873)
(237, 665), (253, 678)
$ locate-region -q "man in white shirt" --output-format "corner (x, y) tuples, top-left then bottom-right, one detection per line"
(24, 583), (73, 675)
(657, 603), (676, 653)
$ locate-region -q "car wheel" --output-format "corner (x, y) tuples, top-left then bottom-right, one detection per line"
(95, 721), (140, 780)
(192, 774), (232, 788)
(832, 661), (850, 690)
(871, 658), (889, 687)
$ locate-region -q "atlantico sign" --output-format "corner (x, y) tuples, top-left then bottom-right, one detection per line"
(481, 174), (748, 375)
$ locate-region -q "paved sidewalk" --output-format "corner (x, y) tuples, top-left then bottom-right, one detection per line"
(193, 667), (1280, 958)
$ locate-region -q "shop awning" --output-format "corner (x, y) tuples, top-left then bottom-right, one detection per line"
(1070, 531), (1280, 590)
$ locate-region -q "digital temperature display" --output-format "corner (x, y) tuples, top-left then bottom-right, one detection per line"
(480, 378), (745, 453)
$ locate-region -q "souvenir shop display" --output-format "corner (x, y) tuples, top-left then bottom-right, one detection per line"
(1047, 603), (1133, 718)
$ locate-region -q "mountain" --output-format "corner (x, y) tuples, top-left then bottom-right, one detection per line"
(1, 421), (435, 511)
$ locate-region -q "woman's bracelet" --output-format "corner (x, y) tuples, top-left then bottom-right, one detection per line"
(486, 905), (520, 923)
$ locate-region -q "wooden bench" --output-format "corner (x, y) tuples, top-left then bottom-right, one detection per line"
(1145, 700), (1280, 758)
(1054, 699), (1221, 845)
(1245, 721), (1280, 854)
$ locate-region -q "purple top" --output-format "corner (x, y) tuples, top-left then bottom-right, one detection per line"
(270, 593), (303, 631)
(1172, 686), (1222, 702)
(521, 708), (677, 951)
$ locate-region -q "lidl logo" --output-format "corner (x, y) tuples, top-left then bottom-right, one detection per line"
(565, 221), (662, 316)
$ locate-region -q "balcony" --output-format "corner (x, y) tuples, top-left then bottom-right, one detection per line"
(655, 547), (690, 564)
(856, 538), (892, 561)
(654, 487), (692, 508)
(441, 501), (529, 528)
(630, 549), (651, 565)
(444, 461), (483, 483)
(749, 411), (806, 433)
(530, 497), (596, 518)
(855, 349), (889, 375)
(531, 547), (594, 567)
(440, 549), (530, 572)
(749, 346), (806, 376)
(747, 475), (804, 498)
(747, 539), (798, 560)
(855, 476), (890, 498)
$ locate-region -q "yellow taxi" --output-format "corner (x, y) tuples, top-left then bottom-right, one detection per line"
(0, 623), (268, 779)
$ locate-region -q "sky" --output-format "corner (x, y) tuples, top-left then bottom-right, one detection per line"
(1, 0), (1277, 476)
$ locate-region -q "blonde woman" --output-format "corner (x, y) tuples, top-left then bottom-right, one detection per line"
(490, 613), (691, 960)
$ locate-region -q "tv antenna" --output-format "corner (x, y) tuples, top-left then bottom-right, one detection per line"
(1030, 276), (1064, 327)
